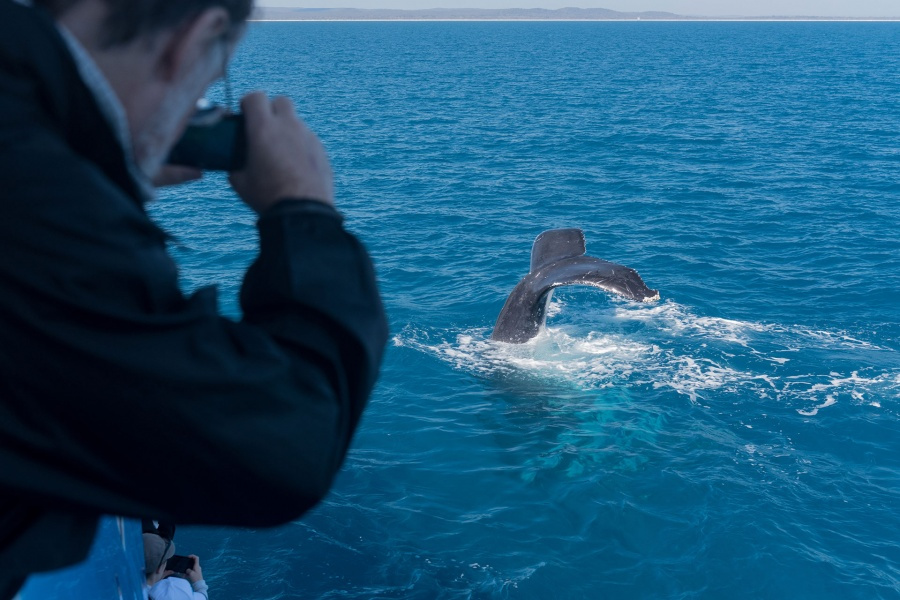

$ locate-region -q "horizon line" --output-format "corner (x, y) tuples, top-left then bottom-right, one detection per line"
(253, 6), (900, 20)
(250, 18), (900, 22)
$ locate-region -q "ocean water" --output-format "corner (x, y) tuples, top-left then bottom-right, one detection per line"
(151, 22), (900, 599)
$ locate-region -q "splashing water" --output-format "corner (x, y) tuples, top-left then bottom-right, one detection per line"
(395, 296), (899, 412)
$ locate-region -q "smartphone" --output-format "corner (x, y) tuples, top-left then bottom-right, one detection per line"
(167, 107), (247, 172)
(166, 555), (195, 574)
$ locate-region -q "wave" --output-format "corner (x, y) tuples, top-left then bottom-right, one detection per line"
(393, 298), (900, 414)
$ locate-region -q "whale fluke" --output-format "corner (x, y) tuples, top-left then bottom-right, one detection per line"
(491, 228), (658, 343)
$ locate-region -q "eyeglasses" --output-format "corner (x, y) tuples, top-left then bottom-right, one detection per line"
(154, 538), (172, 574)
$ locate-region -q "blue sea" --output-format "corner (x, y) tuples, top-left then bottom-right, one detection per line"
(151, 22), (900, 599)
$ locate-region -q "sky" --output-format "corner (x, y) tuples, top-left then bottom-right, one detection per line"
(255, 1), (900, 17)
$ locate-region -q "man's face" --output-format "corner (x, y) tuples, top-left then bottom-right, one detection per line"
(133, 35), (238, 179)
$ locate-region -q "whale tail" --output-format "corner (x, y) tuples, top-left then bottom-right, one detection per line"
(530, 228), (586, 272)
(491, 228), (658, 343)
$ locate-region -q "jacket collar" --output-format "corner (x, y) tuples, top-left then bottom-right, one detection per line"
(0, 0), (145, 204)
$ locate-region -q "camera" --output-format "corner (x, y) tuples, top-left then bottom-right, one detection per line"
(167, 104), (247, 172)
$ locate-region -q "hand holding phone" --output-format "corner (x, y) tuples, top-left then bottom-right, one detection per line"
(186, 554), (204, 584)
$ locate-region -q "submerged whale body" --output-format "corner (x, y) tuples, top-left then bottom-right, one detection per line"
(491, 228), (659, 343)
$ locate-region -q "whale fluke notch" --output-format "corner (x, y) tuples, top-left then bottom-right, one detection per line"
(491, 228), (658, 344)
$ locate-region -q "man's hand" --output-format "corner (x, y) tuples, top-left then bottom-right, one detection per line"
(153, 165), (203, 187)
(186, 554), (204, 584)
(229, 92), (334, 213)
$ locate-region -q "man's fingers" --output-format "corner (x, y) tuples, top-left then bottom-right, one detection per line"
(241, 93), (302, 144)
(241, 92), (296, 118)
(240, 91), (268, 112)
(271, 95), (296, 116)
(230, 91), (334, 211)
(153, 165), (202, 187)
(240, 91), (272, 128)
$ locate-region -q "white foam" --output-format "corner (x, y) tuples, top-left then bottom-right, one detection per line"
(612, 301), (774, 346)
(793, 328), (891, 351)
(797, 395), (837, 416)
(545, 298), (563, 318)
(393, 300), (899, 413)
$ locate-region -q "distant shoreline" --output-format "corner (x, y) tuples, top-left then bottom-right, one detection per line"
(251, 18), (900, 22)
(252, 7), (900, 22)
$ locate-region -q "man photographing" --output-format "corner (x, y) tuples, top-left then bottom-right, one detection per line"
(0, 0), (388, 597)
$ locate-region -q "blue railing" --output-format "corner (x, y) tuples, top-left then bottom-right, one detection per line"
(17, 516), (144, 600)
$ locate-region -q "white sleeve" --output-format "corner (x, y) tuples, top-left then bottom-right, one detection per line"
(191, 579), (209, 600)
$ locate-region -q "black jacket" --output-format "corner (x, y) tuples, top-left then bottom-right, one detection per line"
(0, 1), (388, 590)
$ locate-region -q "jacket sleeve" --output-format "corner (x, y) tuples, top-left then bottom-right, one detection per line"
(0, 131), (389, 527)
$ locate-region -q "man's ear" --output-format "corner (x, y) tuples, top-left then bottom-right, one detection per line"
(155, 8), (231, 83)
